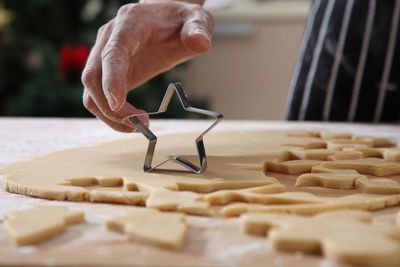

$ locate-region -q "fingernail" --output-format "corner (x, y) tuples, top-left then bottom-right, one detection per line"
(106, 92), (119, 111)
(192, 28), (210, 41)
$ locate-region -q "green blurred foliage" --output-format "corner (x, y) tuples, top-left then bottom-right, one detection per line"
(0, 0), (209, 118)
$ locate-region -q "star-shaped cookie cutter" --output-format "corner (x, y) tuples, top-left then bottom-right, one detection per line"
(127, 82), (223, 174)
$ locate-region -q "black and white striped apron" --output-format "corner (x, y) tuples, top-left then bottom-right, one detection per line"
(286, 0), (400, 122)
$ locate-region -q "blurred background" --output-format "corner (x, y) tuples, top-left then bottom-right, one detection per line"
(0, 0), (311, 120)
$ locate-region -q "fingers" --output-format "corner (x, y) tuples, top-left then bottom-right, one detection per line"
(82, 89), (133, 132)
(81, 2), (213, 133)
(181, 5), (213, 53)
(83, 89), (150, 132)
(82, 19), (149, 132)
(101, 5), (150, 112)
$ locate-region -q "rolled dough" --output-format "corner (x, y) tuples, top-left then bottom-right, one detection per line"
(2, 129), (400, 266)
(1, 131), (292, 214)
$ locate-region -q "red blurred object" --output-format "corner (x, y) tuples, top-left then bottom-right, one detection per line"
(59, 44), (90, 76)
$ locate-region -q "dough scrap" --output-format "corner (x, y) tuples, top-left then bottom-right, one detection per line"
(382, 148), (400, 162)
(327, 139), (374, 150)
(319, 158), (400, 176)
(356, 177), (400, 194)
(311, 165), (360, 174)
(319, 131), (352, 140)
(285, 131), (319, 137)
(288, 149), (336, 160)
(298, 166), (400, 193)
(241, 210), (400, 266)
(145, 189), (213, 216)
(343, 147), (383, 158)
(295, 172), (365, 189)
(351, 135), (392, 147)
(264, 160), (323, 174)
(206, 190), (334, 206)
(4, 205), (84, 246)
(203, 184), (287, 205)
(264, 157), (400, 176)
(106, 208), (186, 250)
(326, 151), (364, 161)
(222, 193), (400, 217)
(279, 138), (327, 149)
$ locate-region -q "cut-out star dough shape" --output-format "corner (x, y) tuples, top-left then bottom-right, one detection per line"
(106, 208), (186, 250)
(241, 210), (400, 266)
(222, 193), (400, 217)
(4, 205), (84, 246)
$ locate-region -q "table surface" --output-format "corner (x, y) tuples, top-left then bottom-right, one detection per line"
(1, 117), (400, 267)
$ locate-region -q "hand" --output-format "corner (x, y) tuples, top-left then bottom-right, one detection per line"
(81, 1), (213, 132)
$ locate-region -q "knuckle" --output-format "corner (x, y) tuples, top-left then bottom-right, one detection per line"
(101, 44), (119, 61)
(82, 93), (94, 110)
(97, 20), (114, 38)
(117, 3), (139, 17)
(117, 4), (130, 16)
(98, 24), (107, 35)
(81, 66), (100, 87)
(101, 44), (127, 65)
(102, 109), (114, 119)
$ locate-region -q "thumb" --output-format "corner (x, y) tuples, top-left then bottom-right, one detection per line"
(181, 7), (213, 53)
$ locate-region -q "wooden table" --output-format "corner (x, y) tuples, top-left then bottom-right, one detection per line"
(1, 118), (400, 267)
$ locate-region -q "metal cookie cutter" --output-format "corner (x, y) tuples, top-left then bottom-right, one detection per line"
(127, 82), (223, 174)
